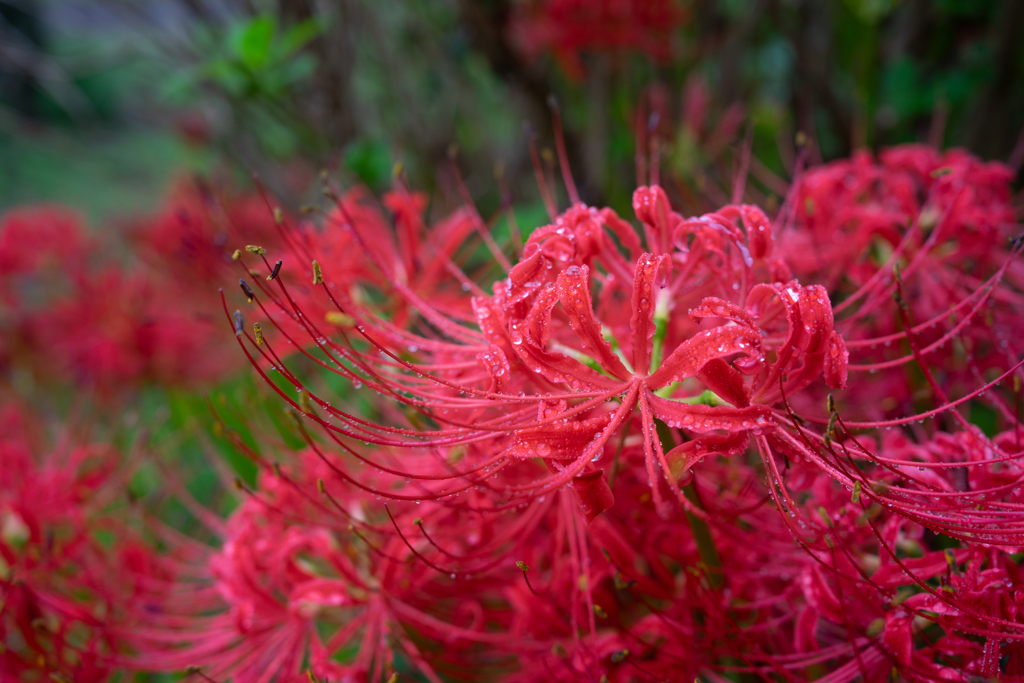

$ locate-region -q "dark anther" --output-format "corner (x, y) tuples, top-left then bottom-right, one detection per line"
(239, 279), (254, 302)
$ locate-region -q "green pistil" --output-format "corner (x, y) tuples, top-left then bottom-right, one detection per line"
(549, 326), (636, 378)
(549, 342), (607, 375)
(649, 290), (671, 375)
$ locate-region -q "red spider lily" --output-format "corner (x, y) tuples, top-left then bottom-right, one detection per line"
(11, 263), (233, 391)
(0, 206), (89, 290)
(304, 185), (486, 325)
(0, 207), (91, 377)
(134, 431), (839, 680)
(0, 404), (149, 683)
(215, 139), (1024, 680)
(0, 183), (285, 392)
(509, 0), (688, 80)
(129, 178), (285, 289)
(130, 451), (546, 683)
(230, 185), (850, 522)
(781, 144), (1024, 418)
(790, 425), (1024, 682)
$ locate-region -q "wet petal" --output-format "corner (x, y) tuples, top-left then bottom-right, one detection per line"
(508, 337), (625, 390)
(569, 468), (615, 523)
(648, 398), (774, 434)
(523, 284), (559, 348)
(688, 296), (757, 329)
(647, 326), (763, 389)
(556, 265), (632, 380)
(793, 284), (834, 354)
(630, 253), (671, 374)
(475, 346), (510, 392)
(663, 431), (751, 480)
(506, 412), (615, 460)
(824, 330), (849, 389)
(696, 358), (752, 407)
(721, 204), (773, 259)
(632, 185), (675, 254)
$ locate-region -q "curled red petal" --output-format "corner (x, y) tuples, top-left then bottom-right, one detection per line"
(508, 336), (625, 390)
(472, 294), (507, 348)
(647, 326), (763, 389)
(744, 204), (773, 259)
(569, 468), (615, 523)
(793, 284), (834, 355)
(629, 253), (671, 374)
(663, 431), (751, 480)
(632, 185), (675, 254)
(688, 296), (757, 329)
(824, 330), (849, 389)
(523, 283), (560, 348)
(633, 185), (672, 233)
(556, 264), (632, 380)
(475, 346), (510, 392)
(696, 357), (751, 407)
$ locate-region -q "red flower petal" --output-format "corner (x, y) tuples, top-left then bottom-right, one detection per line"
(824, 330), (849, 389)
(556, 265), (632, 380)
(647, 326), (763, 389)
(648, 398), (774, 434)
(629, 253), (671, 374)
(688, 296), (758, 329)
(569, 468), (615, 522)
(506, 412), (615, 460)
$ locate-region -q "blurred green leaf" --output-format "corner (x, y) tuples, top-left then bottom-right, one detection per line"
(344, 138), (392, 187)
(204, 59), (248, 96)
(280, 18), (323, 56)
(237, 16), (276, 70)
(843, 0), (900, 24)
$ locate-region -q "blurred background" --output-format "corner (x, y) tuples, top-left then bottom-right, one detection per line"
(3, 0), (1022, 225)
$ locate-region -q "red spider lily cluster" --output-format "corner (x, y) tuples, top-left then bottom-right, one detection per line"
(0, 181), (282, 394)
(0, 404), (152, 683)
(783, 146), (1023, 417)
(1, 140), (1022, 682)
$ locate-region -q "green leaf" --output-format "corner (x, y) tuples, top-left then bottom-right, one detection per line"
(238, 16), (276, 69)
(842, 0), (899, 24)
(281, 18), (323, 56)
(203, 59), (248, 96)
(344, 138), (392, 187)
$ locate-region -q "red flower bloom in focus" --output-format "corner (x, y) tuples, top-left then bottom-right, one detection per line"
(233, 186), (849, 522)
(207, 143), (1024, 680)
